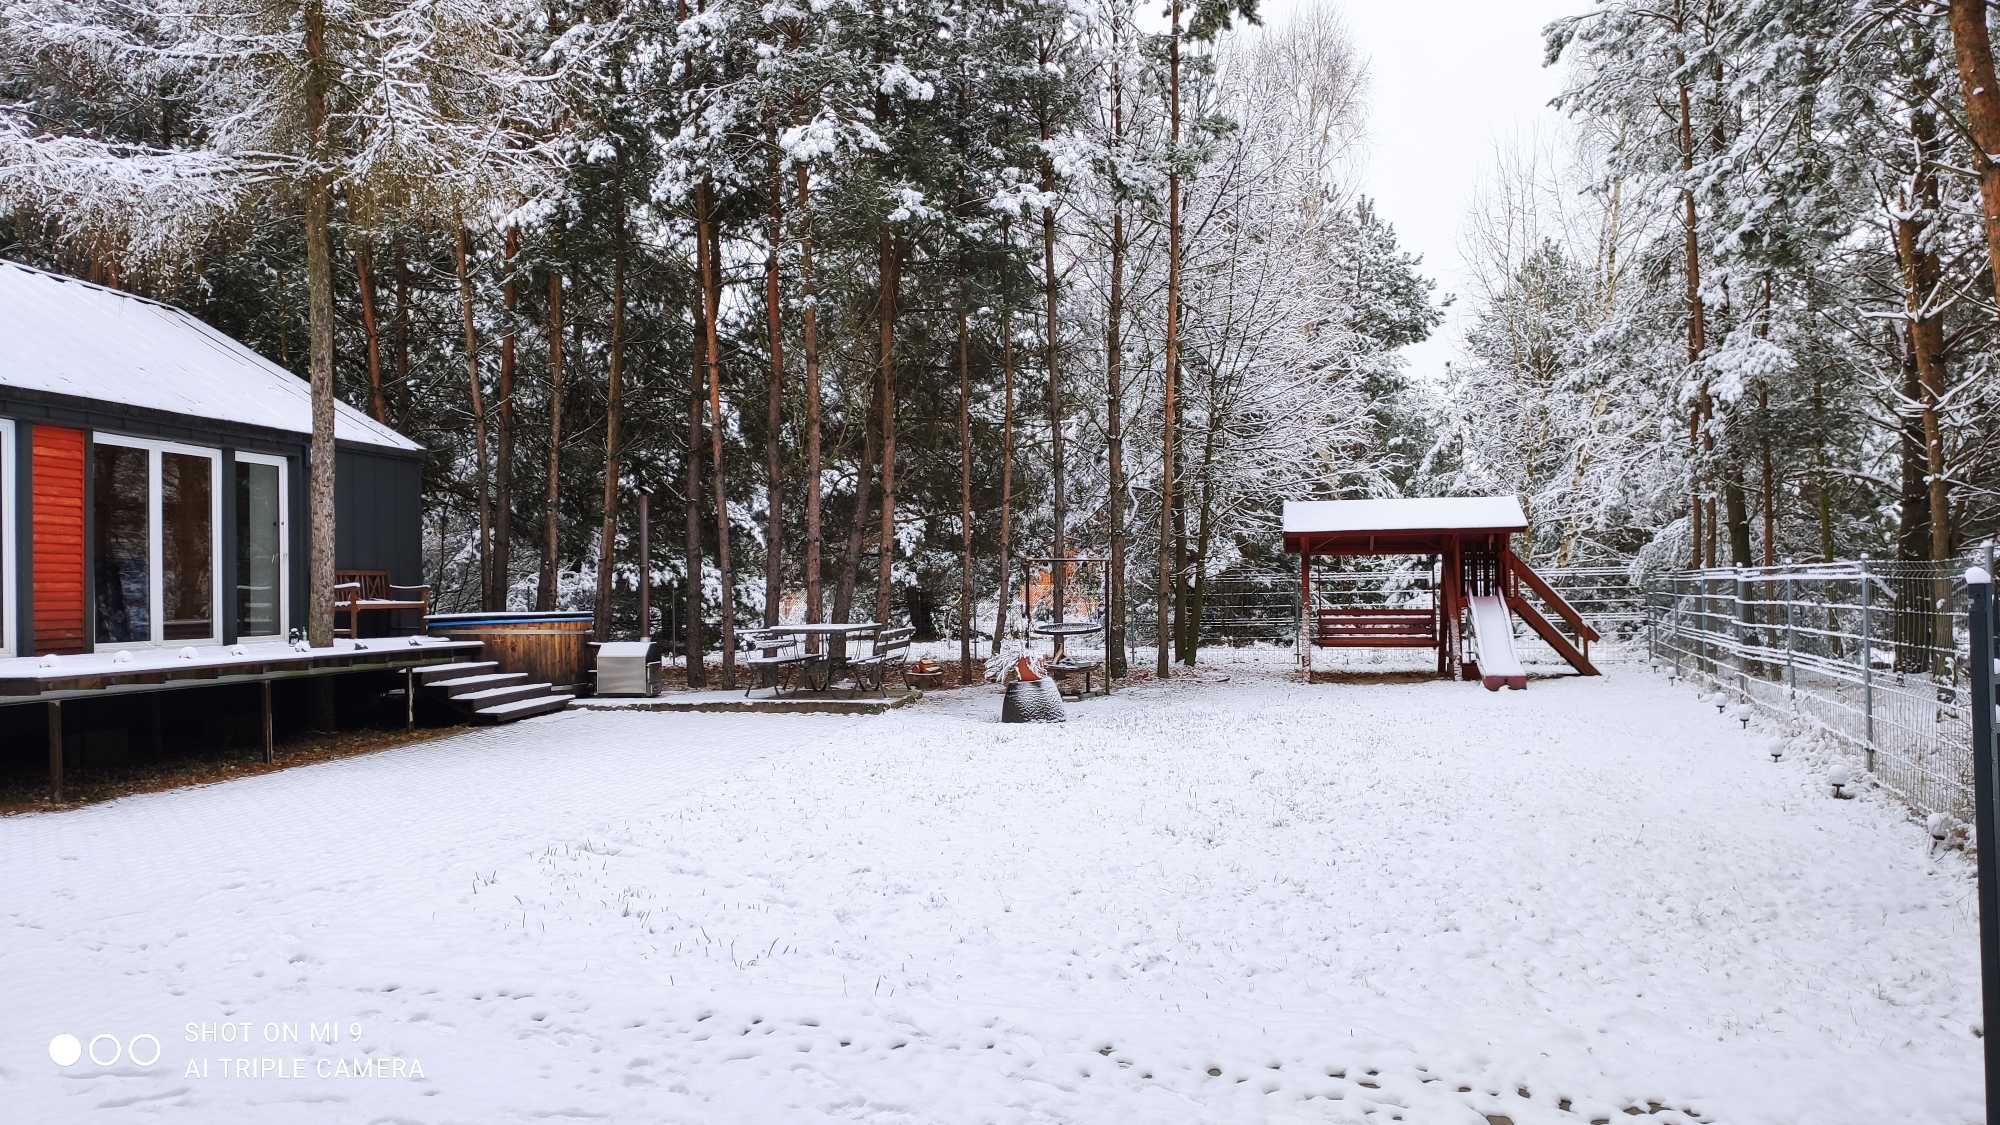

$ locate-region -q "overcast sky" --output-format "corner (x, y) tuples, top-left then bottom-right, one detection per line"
(1312, 0), (1584, 380)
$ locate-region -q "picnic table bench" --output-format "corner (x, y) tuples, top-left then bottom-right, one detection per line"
(848, 626), (914, 695)
(743, 630), (828, 697)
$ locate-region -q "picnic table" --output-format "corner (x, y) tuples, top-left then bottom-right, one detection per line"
(748, 622), (882, 694)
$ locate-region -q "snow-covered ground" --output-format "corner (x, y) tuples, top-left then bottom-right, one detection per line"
(1, 649), (1982, 1123)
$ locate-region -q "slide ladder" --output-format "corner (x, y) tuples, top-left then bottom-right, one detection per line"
(1505, 555), (1600, 677)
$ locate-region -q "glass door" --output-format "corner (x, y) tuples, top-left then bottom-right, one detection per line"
(0, 418), (13, 657)
(233, 454), (287, 640)
(92, 435), (221, 647)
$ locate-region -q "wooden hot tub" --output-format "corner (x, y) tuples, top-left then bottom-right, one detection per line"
(424, 611), (594, 691)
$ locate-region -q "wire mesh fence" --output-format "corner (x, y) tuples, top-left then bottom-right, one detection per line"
(1645, 560), (1980, 821)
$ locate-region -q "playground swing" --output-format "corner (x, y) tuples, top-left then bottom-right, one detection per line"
(1020, 555), (1111, 696)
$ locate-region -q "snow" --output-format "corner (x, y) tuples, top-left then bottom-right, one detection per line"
(0, 649), (1981, 1122)
(0, 635), (462, 685)
(1969, 566), (1991, 585)
(1282, 495), (1528, 536)
(0, 261), (417, 453)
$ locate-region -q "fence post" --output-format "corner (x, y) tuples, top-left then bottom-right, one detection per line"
(1671, 576), (1683, 679)
(1736, 568), (1751, 697)
(1646, 579), (1656, 665)
(1784, 561), (1796, 696)
(1860, 556), (1875, 765)
(1964, 560), (1999, 1123)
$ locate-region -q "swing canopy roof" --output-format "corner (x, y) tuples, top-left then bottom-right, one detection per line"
(1282, 496), (1527, 556)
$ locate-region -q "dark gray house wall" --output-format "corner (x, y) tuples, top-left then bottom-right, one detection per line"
(332, 447), (424, 584)
(2, 386), (423, 653)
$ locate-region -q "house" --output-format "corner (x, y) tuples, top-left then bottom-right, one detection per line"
(0, 260), (424, 659)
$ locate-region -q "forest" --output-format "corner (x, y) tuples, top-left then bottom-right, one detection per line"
(1, 0), (1997, 683)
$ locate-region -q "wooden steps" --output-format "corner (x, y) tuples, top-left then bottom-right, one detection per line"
(416, 661), (572, 723)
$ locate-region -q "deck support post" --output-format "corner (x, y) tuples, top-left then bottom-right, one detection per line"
(406, 667), (416, 729)
(311, 678), (335, 733)
(48, 699), (63, 803)
(148, 695), (164, 758)
(261, 680), (274, 765)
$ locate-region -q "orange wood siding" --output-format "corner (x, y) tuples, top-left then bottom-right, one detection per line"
(31, 426), (88, 654)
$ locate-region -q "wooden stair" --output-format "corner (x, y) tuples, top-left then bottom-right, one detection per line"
(1504, 555), (1601, 677)
(417, 661), (573, 723)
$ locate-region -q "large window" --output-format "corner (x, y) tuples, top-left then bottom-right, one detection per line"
(0, 418), (13, 657)
(93, 435), (221, 647)
(233, 453), (287, 640)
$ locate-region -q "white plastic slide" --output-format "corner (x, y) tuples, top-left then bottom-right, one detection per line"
(1465, 593), (1527, 691)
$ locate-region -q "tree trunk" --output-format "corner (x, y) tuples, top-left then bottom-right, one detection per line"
(392, 246), (411, 426)
(494, 226), (518, 610)
(303, 0), (336, 648)
(836, 363), (882, 627)
(765, 135), (787, 629)
(593, 200), (627, 641)
(454, 225), (493, 613)
(684, 309), (707, 689)
(538, 270), (564, 612)
(992, 306), (1015, 654)
(355, 243), (387, 424)
(1724, 467), (1752, 568)
(957, 296), (974, 679)
(798, 165), (823, 630)
(1041, 47), (1066, 643)
(1894, 327), (1933, 674)
(698, 182), (736, 686)
(1157, 0), (1182, 679)
(1890, 70), (1954, 570)
(1674, 34), (1709, 568)
(1949, 0), (2000, 317)
(1104, 20), (1127, 681)
(1758, 385), (1775, 567)
(875, 228), (901, 626)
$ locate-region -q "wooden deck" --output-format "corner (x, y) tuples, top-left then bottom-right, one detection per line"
(0, 637), (484, 802)
(0, 637), (483, 704)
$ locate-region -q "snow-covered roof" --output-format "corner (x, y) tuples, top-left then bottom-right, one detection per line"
(1283, 496), (1528, 536)
(0, 260), (419, 452)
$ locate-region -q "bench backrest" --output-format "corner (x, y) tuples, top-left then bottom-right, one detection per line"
(872, 626), (915, 658)
(334, 570), (389, 603)
(742, 630), (802, 656)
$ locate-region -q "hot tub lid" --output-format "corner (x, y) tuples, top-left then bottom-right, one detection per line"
(425, 611), (594, 628)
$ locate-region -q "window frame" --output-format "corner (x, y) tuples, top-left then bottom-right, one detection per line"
(91, 432), (223, 650)
(0, 418), (14, 658)
(231, 451), (289, 643)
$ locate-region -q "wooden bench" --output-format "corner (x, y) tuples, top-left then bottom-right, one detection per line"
(333, 570), (430, 638)
(1314, 606), (1436, 648)
(742, 630), (827, 697)
(848, 626), (914, 696)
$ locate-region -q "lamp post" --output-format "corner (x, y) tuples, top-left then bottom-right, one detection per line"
(1967, 549), (1997, 1121)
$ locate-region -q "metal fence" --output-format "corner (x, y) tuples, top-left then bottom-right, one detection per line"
(1646, 560), (1979, 821)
